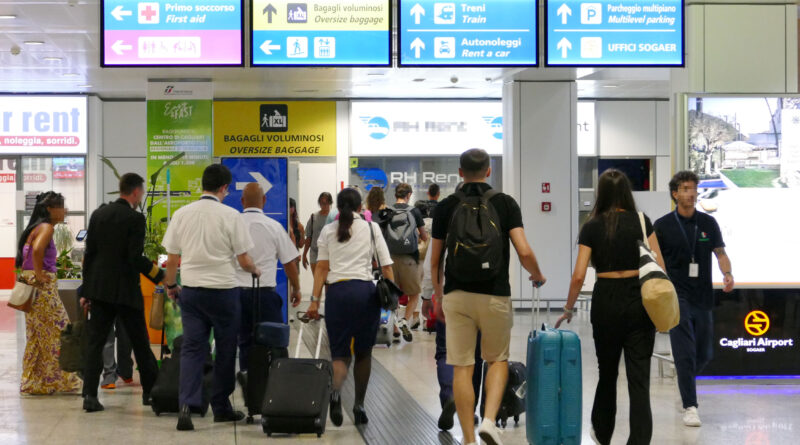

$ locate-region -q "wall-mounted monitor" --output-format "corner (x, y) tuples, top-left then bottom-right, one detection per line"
(101, 0), (244, 66)
(545, 0), (684, 66)
(688, 96), (800, 287)
(251, 0), (391, 66)
(398, 0), (538, 67)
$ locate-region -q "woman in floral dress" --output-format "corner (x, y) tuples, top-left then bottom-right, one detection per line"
(16, 191), (82, 394)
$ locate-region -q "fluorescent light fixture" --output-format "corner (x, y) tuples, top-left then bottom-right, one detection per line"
(43, 57), (63, 62)
(0, 14), (17, 19)
(24, 40), (45, 45)
(62, 73), (80, 77)
(77, 84), (92, 88)
(602, 85), (619, 88)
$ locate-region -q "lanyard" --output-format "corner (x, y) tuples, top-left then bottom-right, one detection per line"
(200, 196), (219, 202)
(673, 211), (698, 262)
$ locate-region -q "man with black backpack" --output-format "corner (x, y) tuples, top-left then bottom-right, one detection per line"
(382, 182), (427, 342)
(431, 149), (546, 445)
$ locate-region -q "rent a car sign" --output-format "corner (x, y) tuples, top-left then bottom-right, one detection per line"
(0, 96), (88, 155)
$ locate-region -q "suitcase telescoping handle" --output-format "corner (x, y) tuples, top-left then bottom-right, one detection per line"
(252, 274), (260, 338)
(295, 311), (325, 359)
(532, 280), (545, 331)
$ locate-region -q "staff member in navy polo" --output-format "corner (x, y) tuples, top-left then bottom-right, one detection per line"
(236, 182), (302, 372)
(654, 170), (734, 428)
(162, 164), (261, 431)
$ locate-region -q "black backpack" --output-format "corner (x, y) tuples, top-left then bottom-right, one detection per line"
(445, 189), (503, 282)
(383, 207), (419, 255)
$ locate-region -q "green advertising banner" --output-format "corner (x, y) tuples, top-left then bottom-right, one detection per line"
(146, 82), (213, 234)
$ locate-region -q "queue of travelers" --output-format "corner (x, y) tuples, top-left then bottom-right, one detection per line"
(13, 148), (733, 445)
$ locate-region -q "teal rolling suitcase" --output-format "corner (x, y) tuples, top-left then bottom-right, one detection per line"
(526, 285), (582, 445)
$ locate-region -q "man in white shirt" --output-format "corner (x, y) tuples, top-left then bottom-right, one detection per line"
(236, 182), (302, 371)
(162, 164), (261, 431)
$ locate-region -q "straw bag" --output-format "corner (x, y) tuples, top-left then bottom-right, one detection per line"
(637, 213), (680, 333)
(8, 272), (38, 312)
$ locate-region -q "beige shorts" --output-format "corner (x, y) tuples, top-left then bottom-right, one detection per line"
(442, 290), (513, 366)
(390, 254), (422, 296)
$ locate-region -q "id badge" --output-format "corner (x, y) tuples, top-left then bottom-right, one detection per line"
(689, 263), (699, 278)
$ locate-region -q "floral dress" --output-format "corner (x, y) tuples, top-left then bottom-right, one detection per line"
(19, 241), (82, 395)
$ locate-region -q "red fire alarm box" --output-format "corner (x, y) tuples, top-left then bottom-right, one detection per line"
(542, 183), (550, 193)
(542, 202), (552, 212)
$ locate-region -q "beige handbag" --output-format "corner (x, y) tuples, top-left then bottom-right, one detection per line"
(8, 271), (38, 312)
(638, 213), (680, 333)
(149, 286), (166, 330)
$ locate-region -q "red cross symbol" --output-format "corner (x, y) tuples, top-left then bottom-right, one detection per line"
(141, 4), (157, 22)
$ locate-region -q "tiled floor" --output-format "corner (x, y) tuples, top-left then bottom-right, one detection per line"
(0, 302), (798, 444)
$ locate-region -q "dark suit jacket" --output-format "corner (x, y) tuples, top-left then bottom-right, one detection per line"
(83, 198), (164, 309)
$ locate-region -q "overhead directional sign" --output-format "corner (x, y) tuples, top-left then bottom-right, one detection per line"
(398, 0), (538, 67)
(251, 0), (391, 66)
(546, 0), (684, 66)
(102, 0), (244, 66)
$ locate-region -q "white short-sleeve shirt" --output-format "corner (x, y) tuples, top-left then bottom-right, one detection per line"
(236, 208), (300, 288)
(162, 195), (254, 289)
(316, 216), (393, 283)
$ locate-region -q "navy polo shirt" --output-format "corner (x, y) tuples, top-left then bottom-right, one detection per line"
(653, 210), (724, 311)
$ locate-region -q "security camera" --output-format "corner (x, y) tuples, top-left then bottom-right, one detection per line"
(450, 76), (459, 84)
(10, 45), (20, 56)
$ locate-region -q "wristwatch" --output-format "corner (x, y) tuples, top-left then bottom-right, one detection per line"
(166, 283), (178, 290)
(563, 306), (576, 314)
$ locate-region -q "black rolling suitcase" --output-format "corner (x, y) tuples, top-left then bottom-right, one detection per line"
(479, 360), (527, 427)
(261, 314), (331, 437)
(240, 276), (290, 424)
(150, 335), (213, 417)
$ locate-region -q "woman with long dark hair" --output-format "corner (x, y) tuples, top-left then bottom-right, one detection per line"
(302, 192), (333, 273)
(306, 188), (394, 427)
(555, 169), (666, 445)
(288, 198), (305, 249)
(15, 191), (82, 394)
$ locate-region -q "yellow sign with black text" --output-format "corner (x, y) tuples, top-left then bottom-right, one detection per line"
(213, 101), (336, 157)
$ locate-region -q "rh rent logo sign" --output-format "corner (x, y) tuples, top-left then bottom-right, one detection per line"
(260, 105), (288, 132)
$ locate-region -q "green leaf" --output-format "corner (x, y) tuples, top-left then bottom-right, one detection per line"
(100, 156), (122, 180)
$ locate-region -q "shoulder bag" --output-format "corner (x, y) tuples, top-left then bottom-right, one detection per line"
(8, 272), (37, 312)
(369, 222), (402, 311)
(638, 212), (680, 333)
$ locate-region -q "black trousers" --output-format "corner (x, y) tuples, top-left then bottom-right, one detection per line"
(83, 299), (159, 398)
(590, 278), (656, 445)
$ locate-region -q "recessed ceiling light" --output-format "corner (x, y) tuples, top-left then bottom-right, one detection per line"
(63, 73), (80, 77)
(43, 57), (63, 62)
(24, 40), (45, 45)
(602, 85), (619, 88)
(0, 14), (17, 19)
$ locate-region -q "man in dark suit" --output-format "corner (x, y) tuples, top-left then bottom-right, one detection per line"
(81, 173), (165, 412)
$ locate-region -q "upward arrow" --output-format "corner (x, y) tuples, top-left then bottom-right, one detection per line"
(410, 38), (425, 59)
(557, 3), (572, 25)
(263, 3), (277, 23)
(410, 3), (425, 25)
(557, 37), (572, 58)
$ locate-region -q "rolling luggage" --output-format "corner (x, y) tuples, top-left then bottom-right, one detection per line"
(375, 308), (393, 347)
(526, 284), (582, 445)
(261, 314), (332, 438)
(240, 276), (290, 424)
(150, 335), (213, 417)
(479, 360), (527, 427)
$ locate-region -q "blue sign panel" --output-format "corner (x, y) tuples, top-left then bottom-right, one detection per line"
(222, 158), (291, 323)
(546, 0), (683, 66)
(398, 0), (538, 67)
(251, 0), (391, 66)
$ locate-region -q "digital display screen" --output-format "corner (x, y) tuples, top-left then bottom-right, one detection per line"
(102, 0), (244, 66)
(688, 96), (800, 286)
(545, 0), (683, 66)
(398, 0), (537, 66)
(52, 157), (85, 179)
(251, 0), (391, 66)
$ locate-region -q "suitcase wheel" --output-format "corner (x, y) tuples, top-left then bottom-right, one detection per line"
(317, 433), (322, 438)
(246, 416), (254, 425)
(154, 410), (160, 417)
(262, 418), (271, 435)
(514, 415), (520, 424)
(500, 418), (507, 428)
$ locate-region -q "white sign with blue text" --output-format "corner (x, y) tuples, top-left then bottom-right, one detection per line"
(546, 0), (683, 66)
(399, 0), (537, 66)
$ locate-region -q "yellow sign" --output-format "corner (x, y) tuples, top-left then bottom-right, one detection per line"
(744, 311), (770, 337)
(252, 1), (389, 31)
(214, 101), (336, 157)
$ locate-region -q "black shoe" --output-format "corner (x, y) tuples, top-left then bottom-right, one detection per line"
(410, 318), (421, 330)
(330, 392), (343, 427)
(83, 396), (104, 413)
(177, 405), (194, 431)
(353, 405), (369, 425)
(213, 410), (246, 423)
(437, 399), (456, 431)
(142, 392), (152, 406)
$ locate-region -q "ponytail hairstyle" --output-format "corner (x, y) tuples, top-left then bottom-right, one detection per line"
(15, 191), (65, 267)
(336, 188), (362, 243)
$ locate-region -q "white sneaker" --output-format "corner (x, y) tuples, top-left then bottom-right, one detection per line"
(683, 406), (702, 427)
(478, 418), (503, 445)
(590, 427), (601, 444)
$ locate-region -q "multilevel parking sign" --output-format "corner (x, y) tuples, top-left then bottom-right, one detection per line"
(545, 0), (684, 66)
(399, 0), (538, 66)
